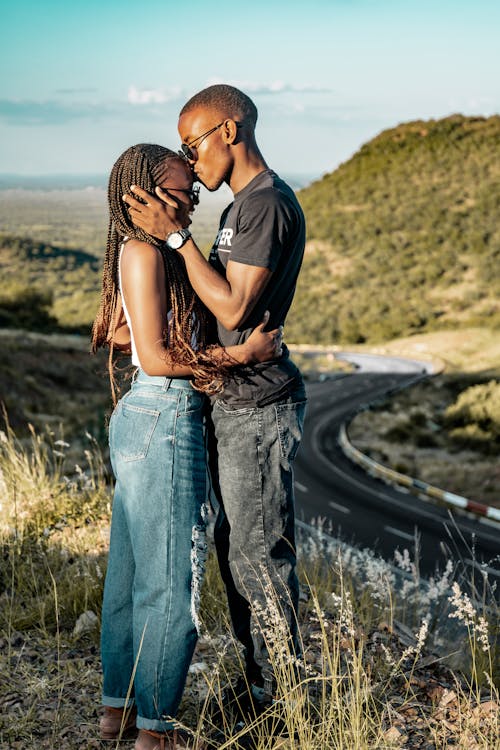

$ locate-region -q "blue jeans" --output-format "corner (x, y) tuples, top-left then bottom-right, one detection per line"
(208, 384), (307, 697)
(101, 371), (207, 732)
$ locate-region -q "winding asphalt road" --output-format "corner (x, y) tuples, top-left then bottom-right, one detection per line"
(293, 352), (500, 580)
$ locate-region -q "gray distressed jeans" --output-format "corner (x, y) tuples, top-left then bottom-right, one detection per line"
(208, 384), (307, 696)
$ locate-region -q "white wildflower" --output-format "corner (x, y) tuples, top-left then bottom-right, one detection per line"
(476, 616), (490, 653)
(394, 548), (413, 574)
(427, 559), (454, 602)
(448, 582), (490, 652)
(448, 582), (476, 628)
(399, 617), (429, 664)
(331, 590), (355, 636)
(380, 642), (396, 667)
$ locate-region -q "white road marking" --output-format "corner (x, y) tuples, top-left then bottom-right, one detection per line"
(294, 481), (309, 493)
(309, 412), (444, 522)
(328, 500), (351, 514)
(384, 525), (415, 541)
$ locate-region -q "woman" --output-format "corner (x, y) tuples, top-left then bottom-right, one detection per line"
(91, 144), (281, 750)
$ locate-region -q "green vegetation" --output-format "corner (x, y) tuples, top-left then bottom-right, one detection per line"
(0, 284), (57, 331)
(0, 235), (101, 333)
(349, 374), (500, 506)
(287, 115), (500, 344)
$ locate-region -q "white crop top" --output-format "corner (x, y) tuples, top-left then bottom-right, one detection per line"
(118, 243), (141, 367)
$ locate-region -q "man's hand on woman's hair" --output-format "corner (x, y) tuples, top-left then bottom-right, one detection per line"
(122, 185), (180, 239)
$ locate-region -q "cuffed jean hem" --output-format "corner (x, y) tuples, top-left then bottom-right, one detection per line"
(102, 695), (135, 708)
(137, 716), (176, 732)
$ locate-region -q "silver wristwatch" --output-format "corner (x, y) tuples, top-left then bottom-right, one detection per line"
(165, 228), (192, 250)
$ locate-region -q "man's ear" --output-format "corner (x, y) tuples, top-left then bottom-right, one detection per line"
(155, 186), (179, 208)
(222, 119), (240, 145)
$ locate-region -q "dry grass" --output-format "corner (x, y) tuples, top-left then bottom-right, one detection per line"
(0, 424), (498, 749)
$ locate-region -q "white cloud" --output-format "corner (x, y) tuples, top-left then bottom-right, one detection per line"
(127, 85), (183, 105)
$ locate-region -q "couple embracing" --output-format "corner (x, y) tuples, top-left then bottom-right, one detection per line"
(92, 84), (307, 750)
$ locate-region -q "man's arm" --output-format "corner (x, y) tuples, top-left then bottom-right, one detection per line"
(178, 244), (272, 330)
(123, 185), (272, 330)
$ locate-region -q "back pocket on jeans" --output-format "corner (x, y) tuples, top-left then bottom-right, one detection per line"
(113, 403), (160, 462)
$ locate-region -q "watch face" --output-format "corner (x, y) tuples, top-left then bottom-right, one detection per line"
(167, 232), (183, 249)
(167, 229), (190, 249)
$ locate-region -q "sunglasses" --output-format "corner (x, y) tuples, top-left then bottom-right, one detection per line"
(179, 121), (243, 161)
(162, 184), (200, 205)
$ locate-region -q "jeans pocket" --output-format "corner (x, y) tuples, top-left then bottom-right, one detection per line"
(274, 400), (307, 464)
(113, 402), (160, 462)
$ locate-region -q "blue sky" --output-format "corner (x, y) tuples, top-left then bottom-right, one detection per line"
(1, 0), (499, 179)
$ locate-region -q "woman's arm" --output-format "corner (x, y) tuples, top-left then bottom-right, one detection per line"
(120, 240), (280, 377)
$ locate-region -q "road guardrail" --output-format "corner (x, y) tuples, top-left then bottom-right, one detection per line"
(338, 423), (500, 524)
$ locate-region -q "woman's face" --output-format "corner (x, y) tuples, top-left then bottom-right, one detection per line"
(157, 158), (198, 227)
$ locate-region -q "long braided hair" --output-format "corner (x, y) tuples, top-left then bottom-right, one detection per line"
(91, 143), (230, 398)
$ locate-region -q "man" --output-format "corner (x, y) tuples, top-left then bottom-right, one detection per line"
(125, 84), (306, 714)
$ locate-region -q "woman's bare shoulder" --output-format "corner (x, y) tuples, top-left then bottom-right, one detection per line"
(120, 238), (163, 272)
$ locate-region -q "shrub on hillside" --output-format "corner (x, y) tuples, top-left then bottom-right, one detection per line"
(0, 284), (58, 332)
(444, 380), (500, 452)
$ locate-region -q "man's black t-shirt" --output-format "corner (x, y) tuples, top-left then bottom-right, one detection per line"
(208, 169), (305, 406)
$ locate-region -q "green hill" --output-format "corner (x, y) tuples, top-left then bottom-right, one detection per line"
(288, 114), (500, 344)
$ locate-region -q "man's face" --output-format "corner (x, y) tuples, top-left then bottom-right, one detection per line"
(178, 107), (230, 192)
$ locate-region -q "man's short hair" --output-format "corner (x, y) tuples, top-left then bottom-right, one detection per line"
(180, 84), (258, 128)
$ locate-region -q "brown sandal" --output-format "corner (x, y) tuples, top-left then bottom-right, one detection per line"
(100, 704), (137, 740)
(136, 727), (205, 749)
